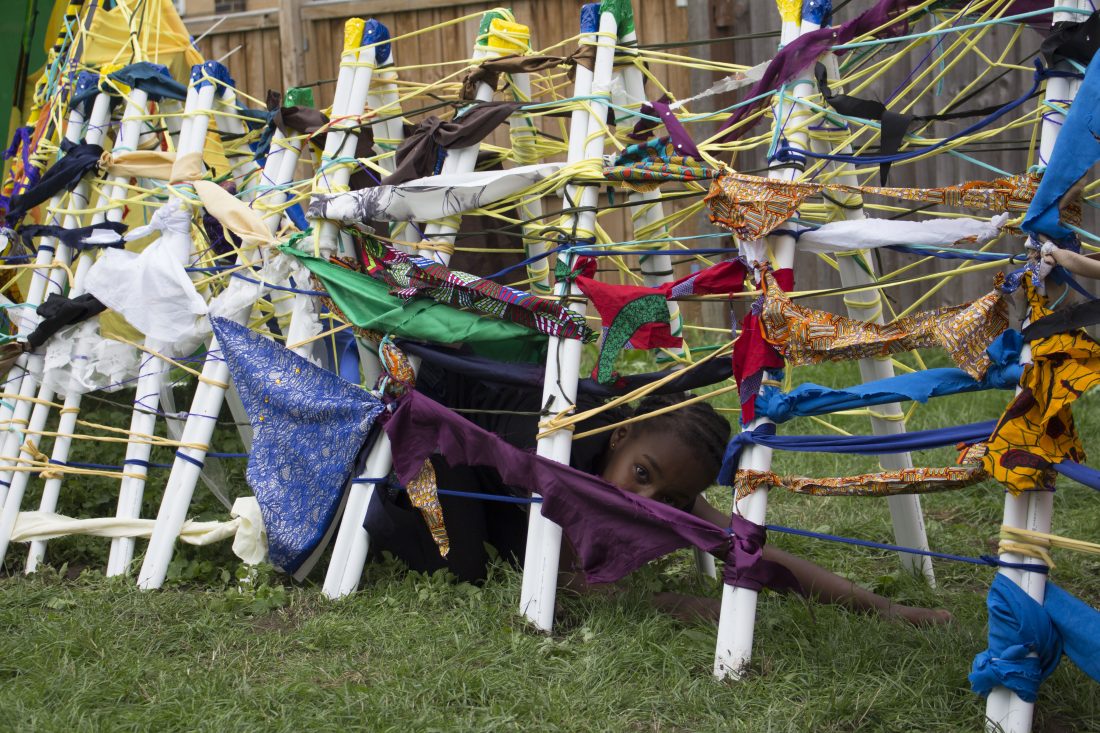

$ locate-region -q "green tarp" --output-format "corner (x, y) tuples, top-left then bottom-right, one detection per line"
(284, 247), (548, 364)
(2, 0), (54, 148)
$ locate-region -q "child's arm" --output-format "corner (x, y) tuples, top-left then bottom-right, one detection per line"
(1044, 246), (1100, 279)
(689, 496), (951, 625)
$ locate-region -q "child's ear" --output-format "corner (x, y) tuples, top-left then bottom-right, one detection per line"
(609, 425), (631, 451)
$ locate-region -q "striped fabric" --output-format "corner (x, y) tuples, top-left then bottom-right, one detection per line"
(369, 243), (596, 343)
(604, 137), (719, 191)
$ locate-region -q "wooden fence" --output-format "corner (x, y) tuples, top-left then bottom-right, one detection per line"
(181, 1), (1056, 311)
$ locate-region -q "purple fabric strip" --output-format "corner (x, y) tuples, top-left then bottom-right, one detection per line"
(716, 0), (925, 142)
(717, 0), (1051, 141)
(717, 0), (1058, 143)
(650, 98), (702, 159)
(2, 126), (36, 202)
(628, 95), (669, 141)
(384, 390), (798, 592)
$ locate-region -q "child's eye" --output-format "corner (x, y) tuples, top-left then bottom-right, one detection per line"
(633, 464), (650, 483)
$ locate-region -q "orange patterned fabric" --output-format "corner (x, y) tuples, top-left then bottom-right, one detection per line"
(406, 459), (450, 557)
(734, 465), (985, 500)
(702, 173), (817, 240)
(982, 282), (1100, 495)
(759, 271), (1008, 379)
(704, 170), (1045, 240)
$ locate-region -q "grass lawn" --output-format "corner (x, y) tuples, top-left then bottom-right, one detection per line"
(1, 355), (1098, 732)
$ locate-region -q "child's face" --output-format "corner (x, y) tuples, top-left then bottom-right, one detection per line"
(600, 427), (714, 511)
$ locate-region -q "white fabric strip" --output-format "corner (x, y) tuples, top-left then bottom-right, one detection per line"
(10, 496), (267, 565)
(795, 213), (1009, 254)
(308, 163), (562, 223)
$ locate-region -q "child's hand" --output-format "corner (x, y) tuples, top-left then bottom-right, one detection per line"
(1038, 244), (1100, 280)
(1041, 244), (1066, 269)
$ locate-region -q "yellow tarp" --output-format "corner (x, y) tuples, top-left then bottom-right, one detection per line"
(82, 0), (203, 81)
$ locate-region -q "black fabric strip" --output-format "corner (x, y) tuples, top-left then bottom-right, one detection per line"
(814, 63), (1040, 185)
(27, 292), (107, 348)
(4, 142), (105, 226)
(17, 220), (126, 252)
(1042, 10), (1100, 66)
(1022, 298), (1100, 342)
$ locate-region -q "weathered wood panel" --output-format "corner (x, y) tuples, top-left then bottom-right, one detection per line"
(182, 0), (1053, 311)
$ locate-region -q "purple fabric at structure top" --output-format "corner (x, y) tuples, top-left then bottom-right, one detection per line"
(716, 0), (1055, 143)
(717, 0), (915, 142)
(384, 390), (798, 592)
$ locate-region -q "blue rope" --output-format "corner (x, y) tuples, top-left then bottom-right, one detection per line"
(766, 524), (1048, 574)
(437, 488), (542, 504)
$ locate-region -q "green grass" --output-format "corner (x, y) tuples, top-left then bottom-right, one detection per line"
(1, 355), (1099, 732)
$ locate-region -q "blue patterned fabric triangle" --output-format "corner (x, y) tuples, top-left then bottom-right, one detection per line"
(210, 317), (384, 574)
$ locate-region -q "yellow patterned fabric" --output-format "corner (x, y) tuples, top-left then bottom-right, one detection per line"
(982, 283), (1100, 495)
(759, 271), (1008, 379)
(406, 459), (450, 557)
(735, 465), (985, 500)
(704, 171), (1043, 239)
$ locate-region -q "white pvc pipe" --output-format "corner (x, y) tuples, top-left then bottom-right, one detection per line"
(367, 51), (402, 176)
(508, 70), (552, 296)
(131, 69), (259, 588)
(324, 15), (518, 598)
(135, 19), (380, 589)
(27, 85), (151, 573)
(985, 3), (1085, 728)
(612, 32), (710, 577)
(0, 108), (88, 507)
(519, 7), (619, 632)
(616, 28), (686, 347)
(714, 12), (809, 680)
(105, 78), (230, 577)
(108, 84), (288, 577)
(810, 51), (933, 582)
(0, 90), (117, 566)
(515, 13), (599, 623)
(0, 101), (99, 493)
(369, 48), (417, 256)
(313, 23), (379, 260)
(415, 44), (500, 262)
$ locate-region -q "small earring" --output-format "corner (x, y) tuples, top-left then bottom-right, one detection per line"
(610, 442), (617, 450)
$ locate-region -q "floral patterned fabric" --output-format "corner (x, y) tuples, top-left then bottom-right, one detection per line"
(405, 459), (449, 557)
(735, 465), (986, 500)
(983, 282), (1100, 495)
(604, 138), (718, 192)
(210, 316), (384, 575)
(733, 268), (792, 425)
(575, 259), (748, 384)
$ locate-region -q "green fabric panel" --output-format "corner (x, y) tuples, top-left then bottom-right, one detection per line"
(0, 1), (32, 146)
(1, 0), (56, 147)
(284, 247), (548, 364)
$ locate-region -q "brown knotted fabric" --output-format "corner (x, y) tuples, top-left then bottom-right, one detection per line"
(382, 101), (522, 185)
(275, 105), (329, 139)
(0, 341), (29, 381)
(459, 46), (597, 101)
(268, 90), (377, 189)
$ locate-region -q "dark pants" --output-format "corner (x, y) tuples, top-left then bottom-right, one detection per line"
(364, 456), (528, 584)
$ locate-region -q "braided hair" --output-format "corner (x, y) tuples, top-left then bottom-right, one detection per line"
(630, 393), (731, 485)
